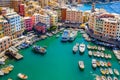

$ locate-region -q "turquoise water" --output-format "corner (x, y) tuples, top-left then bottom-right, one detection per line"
(1, 33), (120, 80)
(77, 1), (120, 14)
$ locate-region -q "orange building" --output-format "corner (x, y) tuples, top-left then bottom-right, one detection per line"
(61, 7), (67, 22)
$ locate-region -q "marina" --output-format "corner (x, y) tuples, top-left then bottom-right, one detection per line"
(1, 32), (120, 80)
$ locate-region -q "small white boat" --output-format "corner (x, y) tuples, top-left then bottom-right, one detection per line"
(92, 59), (97, 68)
(17, 73), (28, 80)
(108, 54), (112, 59)
(0, 70), (4, 76)
(56, 35), (60, 38)
(113, 76), (118, 80)
(96, 75), (101, 80)
(114, 69), (119, 76)
(101, 76), (107, 80)
(101, 52), (104, 58)
(96, 51), (100, 57)
(107, 76), (112, 80)
(78, 61), (84, 69)
(79, 43), (85, 53)
(88, 51), (92, 56)
(100, 61), (104, 67)
(69, 31), (77, 41)
(108, 68), (113, 75)
(73, 45), (78, 53)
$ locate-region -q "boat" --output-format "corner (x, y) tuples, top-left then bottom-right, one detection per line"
(79, 43), (85, 53)
(92, 59), (97, 68)
(105, 54), (109, 59)
(78, 61), (84, 70)
(107, 62), (112, 67)
(114, 69), (119, 76)
(108, 54), (112, 59)
(107, 76), (112, 80)
(87, 45), (91, 49)
(102, 47), (105, 51)
(56, 34), (60, 38)
(69, 30), (77, 41)
(113, 76), (118, 80)
(96, 61), (100, 67)
(0, 70), (4, 76)
(108, 68), (113, 75)
(101, 76), (107, 80)
(96, 51), (100, 57)
(105, 68), (109, 75)
(101, 52), (104, 58)
(96, 75), (101, 80)
(17, 73), (28, 80)
(100, 68), (106, 75)
(93, 52), (97, 57)
(88, 50), (92, 56)
(73, 45), (78, 53)
(76, 43), (79, 47)
(61, 30), (70, 41)
(100, 61), (104, 67)
(32, 45), (47, 54)
(104, 62), (108, 67)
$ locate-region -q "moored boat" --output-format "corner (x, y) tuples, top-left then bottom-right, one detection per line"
(73, 45), (78, 53)
(78, 61), (84, 70)
(107, 62), (112, 67)
(69, 30), (77, 41)
(107, 76), (112, 80)
(113, 76), (118, 80)
(96, 75), (101, 80)
(108, 68), (113, 75)
(88, 50), (92, 56)
(61, 30), (70, 42)
(101, 76), (107, 80)
(17, 73), (28, 80)
(114, 69), (119, 76)
(100, 61), (104, 67)
(92, 59), (97, 68)
(100, 68), (106, 75)
(79, 43), (86, 53)
(0, 70), (4, 76)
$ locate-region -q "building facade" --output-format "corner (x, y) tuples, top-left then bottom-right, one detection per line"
(24, 17), (33, 31)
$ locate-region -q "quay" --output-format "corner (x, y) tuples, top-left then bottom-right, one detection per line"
(6, 46), (23, 60)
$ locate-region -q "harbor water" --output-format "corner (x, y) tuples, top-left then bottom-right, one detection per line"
(1, 32), (120, 80)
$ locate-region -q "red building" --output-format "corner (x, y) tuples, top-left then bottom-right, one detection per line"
(19, 4), (25, 16)
(34, 22), (46, 34)
(61, 7), (67, 22)
(24, 17), (33, 31)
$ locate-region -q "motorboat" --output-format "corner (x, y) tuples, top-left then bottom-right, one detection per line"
(17, 73), (28, 80)
(88, 51), (92, 56)
(107, 62), (112, 67)
(92, 59), (97, 68)
(78, 61), (84, 70)
(108, 68), (113, 75)
(61, 30), (70, 42)
(73, 45), (78, 53)
(100, 61), (104, 67)
(101, 76), (107, 80)
(79, 43), (85, 53)
(0, 70), (4, 76)
(32, 45), (47, 54)
(107, 76), (112, 80)
(95, 75), (101, 80)
(100, 68), (106, 75)
(114, 69), (119, 76)
(69, 31), (77, 41)
(96, 61), (100, 67)
(113, 76), (118, 80)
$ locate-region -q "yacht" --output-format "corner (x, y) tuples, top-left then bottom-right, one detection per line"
(79, 43), (85, 53)
(17, 73), (28, 80)
(61, 30), (70, 42)
(78, 61), (84, 70)
(69, 31), (77, 41)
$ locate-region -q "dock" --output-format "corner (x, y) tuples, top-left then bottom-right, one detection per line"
(7, 47), (23, 60)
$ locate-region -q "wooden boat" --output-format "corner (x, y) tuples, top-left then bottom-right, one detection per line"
(92, 59), (97, 68)
(108, 68), (113, 75)
(96, 61), (100, 67)
(114, 69), (119, 76)
(105, 68), (109, 75)
(113, 76), (118, 80)
(88, 50), (92, 56)
(78, 61), (84, 70)
(107, 76), (112, 80)
(101, 76), (107, 80)
(104, 62), (108, 67)
(79, 43), (85, 53)
(100, 68), (106, 75)
(17, 73), (28, 80)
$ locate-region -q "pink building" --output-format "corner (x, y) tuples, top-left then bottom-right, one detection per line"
(24, 17), (33, 31)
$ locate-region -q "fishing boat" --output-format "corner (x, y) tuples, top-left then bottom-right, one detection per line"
(114, 69), (119, 76)
(100, 68), (106, 75)
(88, 51), (92, 56)
(78, 61), (84, 70)
(113, 76), (118, 80)
(73, 45), (78, 53)
(79, 43), (85, 53)
(107, 76), (112, 80)
(32, 45), (47, 54)
(61, 30), (70, 42)
(69, 31), (77, 41)
(108, 68), (113, 75)
(17, 73), (28, 80)
(92, 59), (97, 68)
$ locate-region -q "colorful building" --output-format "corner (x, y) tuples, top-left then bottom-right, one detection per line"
(61, 7), (67, 22)
(0, 36), (12, 52)
(24, 17), (33, 31)
(0, 16), (4, 38)
(66, 8), (83, 23)
(33, 13), (41, 25)
(19, 4), (25, 17)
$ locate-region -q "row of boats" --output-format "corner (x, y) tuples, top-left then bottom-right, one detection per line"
(92, 59), (112, 68)
(61, 30), (78, 42)
(88, 51), (112, 59)
(100, 68), (119, 76)
(96, 75), (119, 80)
(87, 45), (105, 51)
(0, 64), (14, 76)
(73, 43), (86, 53)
